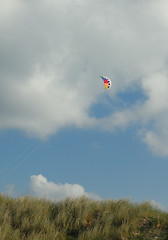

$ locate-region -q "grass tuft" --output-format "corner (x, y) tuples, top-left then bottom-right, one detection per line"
(0, 194), (168, 239)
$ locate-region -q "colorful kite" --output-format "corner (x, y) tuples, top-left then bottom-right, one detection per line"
(99, 76), (111, 89)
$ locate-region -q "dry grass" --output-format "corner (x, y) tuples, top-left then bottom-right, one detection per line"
(0, 193), (168, 239)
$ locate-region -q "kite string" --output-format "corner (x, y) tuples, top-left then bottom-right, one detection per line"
(0, 142), (37, 176)
(0, 142), (44, 185)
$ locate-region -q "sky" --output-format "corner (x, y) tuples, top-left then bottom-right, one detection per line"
(1, 0), (168, 210)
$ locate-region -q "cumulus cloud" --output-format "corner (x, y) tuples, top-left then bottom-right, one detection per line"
(97, 70), (168, 156)
(1, 0), (168, 155)
(150, 200), (166, 211)
(29, 174), (100, 201)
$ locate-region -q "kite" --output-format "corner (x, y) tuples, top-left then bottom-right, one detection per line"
(99, 76), (111, 89)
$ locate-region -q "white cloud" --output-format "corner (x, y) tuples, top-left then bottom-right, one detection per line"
(1, 0), (168, 155)
(150, 200), (166, 211)
(101, 70), (168, 156)
(0, 0), (24, 25)
(143, 128), (168, 157)
(29, 174), (100, 201)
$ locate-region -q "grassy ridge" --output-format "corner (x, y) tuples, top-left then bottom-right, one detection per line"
(0, 193), (168, 239)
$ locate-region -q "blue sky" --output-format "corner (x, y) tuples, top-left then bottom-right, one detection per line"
(0, 123), (167, 209)
(1, 0), (168, 210)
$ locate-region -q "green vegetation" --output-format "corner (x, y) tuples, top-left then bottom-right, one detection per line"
(0, 193), (168, 240)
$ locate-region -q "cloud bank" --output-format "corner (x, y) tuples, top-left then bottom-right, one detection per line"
(29, 174), (100, 201)
(1, 0), (168, 156)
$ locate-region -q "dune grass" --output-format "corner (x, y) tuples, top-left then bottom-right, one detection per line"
(0, 193), (168, 239)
